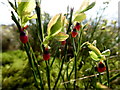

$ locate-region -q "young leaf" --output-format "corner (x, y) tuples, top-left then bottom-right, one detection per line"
(96, 82), (109, 89)
(17, 0), (35, 15)
(17, 0), (35, 18)
(89, 51), (100, 61)
(47, 14), (62, 37)
(102, 49), (110, 56)
(76, 0), (90, 14)
(86, 42), (102, 57)
(80, 2), (96, 13)
(21, 14), (37, 26)
(100, 55), (106, 60)
(28, 14), (37, 20)
(54, 32), (69, 41)
(73, 13), (86, 22)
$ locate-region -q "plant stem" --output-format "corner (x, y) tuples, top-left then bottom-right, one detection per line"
(11, 11), (21, 31)
(66, 8), (74, 33)
(61, 71), (67, 89)
(53, 48), (66, 89)
(103, 73), (120, 85)
(72, 38), (77, 89)
(45, 61), (51, 90)
(53, 8), (73, 89)
(104, 59), (110, 87)
(50, 45), (59, 68)
(98, 72), (102, 84)
(35, 1), (44, 52)
(24, 44), (40, 89)
(27, 43), (44, 89)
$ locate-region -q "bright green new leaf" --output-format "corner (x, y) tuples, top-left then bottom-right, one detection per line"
(76, 0), (90, 14)
(102, 49), (110, 56)
(81, 2), (96, 13)
(89, 51), (100, 61)
(86, 42), (102, 57)
(21, 14), (37, 26)
(17, 0), (35, 16)
(17, 0), (36, 26)
(28, 14), (37, 20)
(54, 32), (69, 41)
(47, 14), (62, 37)
(73, 13), (86, 22)
(96, 82), (109, 89)
(100, 55), (106, 60)
(76, 1), (95, 14)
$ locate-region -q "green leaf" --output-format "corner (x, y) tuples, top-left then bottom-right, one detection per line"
(76, 0), (90, 14)
(100, 55), (106, 60)
(96, 82), (109, 89)
(102, 49), (110, 56)
(21, 14), (37, 25)
(73, 13), (86, 22)
(17, 0), (35, 26)
(54, 32), (69, 41)
(17, 0), (35, 16)
(81, 2), (96, 13)
(86, 42), (102, 57)
(28, 14), (37, 20)
(89, 51), (100, 61)
(47, 14), (62, 37)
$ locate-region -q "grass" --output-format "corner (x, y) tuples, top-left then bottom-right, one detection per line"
(1, 49), (120, 89)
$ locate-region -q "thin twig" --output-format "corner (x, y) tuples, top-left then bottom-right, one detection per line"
(61, 70), (120, 85)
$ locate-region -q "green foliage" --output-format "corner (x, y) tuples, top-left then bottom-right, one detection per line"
(47, 14), (62, 37)
(89, 51), (99, 61)
(80, 2), (96, 13)
(10, 0), (37, 26)
(73, 13), (86, 22)
(2, 50), (120, 89)
(54, 32), (69, 41)
(102, 49), (110, 56)
(2, 50), (36, 89)
(76, 1), (96, 14)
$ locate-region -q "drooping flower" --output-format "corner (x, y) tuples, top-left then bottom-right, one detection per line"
(74, 22), (81, 31)
(71, 28), (78, 38)
(43, 48), (50, 61)
(97, 61), (106, 72)
(61, 40), (66, 45)
(20, 31), (28, 44)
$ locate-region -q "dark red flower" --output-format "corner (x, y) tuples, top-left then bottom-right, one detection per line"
(43, 48), (50, 61)
(74, 22), (81, 31)
(61, 40), (66, 45)
(97, 61), (106, 72)
(71, 28), (78, 38)
(20, 31), (28, 44)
